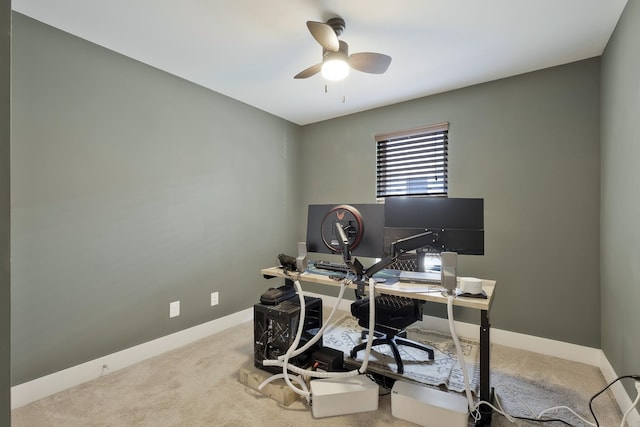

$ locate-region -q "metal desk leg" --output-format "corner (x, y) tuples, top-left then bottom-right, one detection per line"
(476, 309), (493, 425)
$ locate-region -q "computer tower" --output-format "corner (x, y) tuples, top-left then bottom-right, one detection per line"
(253, 295), (323, 374)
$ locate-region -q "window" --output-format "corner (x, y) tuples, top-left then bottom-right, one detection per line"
(376, 122), (449, 199)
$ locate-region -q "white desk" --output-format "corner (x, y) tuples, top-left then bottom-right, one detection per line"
(261, 266), (497, 425)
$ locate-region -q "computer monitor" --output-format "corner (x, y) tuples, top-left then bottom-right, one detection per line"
(306, 203), (385, 260)
(383, 197), (484, 258)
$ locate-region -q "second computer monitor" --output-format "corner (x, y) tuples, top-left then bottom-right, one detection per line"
(383, 197), (484, 256)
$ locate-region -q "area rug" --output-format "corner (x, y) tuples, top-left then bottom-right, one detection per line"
(321, 315), (480, 394)
(489, 371), (604, 426)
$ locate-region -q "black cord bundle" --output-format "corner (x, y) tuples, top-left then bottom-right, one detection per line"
(589, 374), (640, 426)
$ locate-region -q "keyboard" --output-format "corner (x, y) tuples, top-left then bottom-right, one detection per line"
(313, 260), (349, 273)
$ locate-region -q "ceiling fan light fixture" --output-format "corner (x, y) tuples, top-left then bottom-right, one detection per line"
(295, 18), (391, 81)
(322, 58), (349, 81)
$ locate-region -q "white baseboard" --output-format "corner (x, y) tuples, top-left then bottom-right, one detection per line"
(11, 308), (253, 409)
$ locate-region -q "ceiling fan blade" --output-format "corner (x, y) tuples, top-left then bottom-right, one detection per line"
(306, 21), (339, 52)
(348, 52), (392, 74)
(294, 63), (322, 79)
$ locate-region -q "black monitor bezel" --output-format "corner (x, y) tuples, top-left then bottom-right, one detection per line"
(383, 197), (484, 256)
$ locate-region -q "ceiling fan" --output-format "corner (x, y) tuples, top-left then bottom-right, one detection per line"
(294, 17), (392, 81)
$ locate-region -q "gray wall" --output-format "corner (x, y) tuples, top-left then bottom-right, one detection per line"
(601, 0), (640, 396)
(1, 0), (11, 423)
(11, 13), (302, 384)
(300, 59), (602, 347)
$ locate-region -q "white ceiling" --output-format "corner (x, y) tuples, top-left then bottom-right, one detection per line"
(12, 0), (628, 126)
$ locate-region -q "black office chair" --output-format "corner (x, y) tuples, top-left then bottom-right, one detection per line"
(350, 256), (435, 375)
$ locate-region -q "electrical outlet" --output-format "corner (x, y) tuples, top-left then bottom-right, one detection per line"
(211, 292), (219, 307)
(169, 301), (180, 318)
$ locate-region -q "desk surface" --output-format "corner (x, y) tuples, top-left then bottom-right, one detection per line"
(261, 266), (496, 311)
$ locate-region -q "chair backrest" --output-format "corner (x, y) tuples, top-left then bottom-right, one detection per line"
(352, 253), (424, 332)
(386, 253), (418, 272)
(351, 294), (424, 333)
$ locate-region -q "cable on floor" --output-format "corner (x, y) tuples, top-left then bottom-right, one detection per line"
(589, 374), (640, 427)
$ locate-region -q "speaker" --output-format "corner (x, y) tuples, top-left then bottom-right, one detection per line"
(440, 252), (457, 295)
(296, 242), (308, 272)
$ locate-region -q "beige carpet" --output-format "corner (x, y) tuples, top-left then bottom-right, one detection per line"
(12, 313), (623, 426)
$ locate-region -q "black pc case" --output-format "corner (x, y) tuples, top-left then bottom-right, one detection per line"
(253, 295), (323, 374)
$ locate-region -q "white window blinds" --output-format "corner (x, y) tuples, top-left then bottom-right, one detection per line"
(376, 122), (449, 198)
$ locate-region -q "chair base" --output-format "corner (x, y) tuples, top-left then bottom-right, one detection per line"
(350, 330), (435, 375)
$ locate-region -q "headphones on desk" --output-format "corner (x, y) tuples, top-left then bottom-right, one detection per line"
(278, 253), (298, 272)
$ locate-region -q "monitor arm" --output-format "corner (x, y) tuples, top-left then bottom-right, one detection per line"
(335, 222), (351, 264)
(365, 230), (435, 277)
(352, 230), (435, 296)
